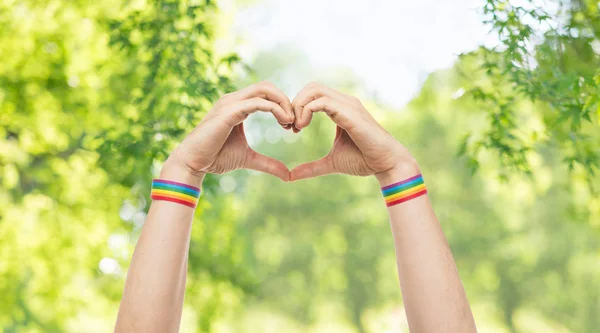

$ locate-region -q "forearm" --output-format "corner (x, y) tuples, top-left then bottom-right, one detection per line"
(377, 162), (476, 333)
(114, 82), (294, 332)
(115, 166), (203, 333)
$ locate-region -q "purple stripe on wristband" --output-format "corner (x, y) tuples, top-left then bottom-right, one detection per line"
(381, 174), (423, 191)
(152, 179), (200, 192)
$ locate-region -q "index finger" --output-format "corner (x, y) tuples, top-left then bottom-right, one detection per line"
(291, 82), (352, 131)
(226, 81), (293, 125)
(292, 82), (351, 107)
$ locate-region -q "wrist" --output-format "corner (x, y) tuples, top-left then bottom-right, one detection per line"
(375, 155), (421, 187)
(160, 158), (205, 189)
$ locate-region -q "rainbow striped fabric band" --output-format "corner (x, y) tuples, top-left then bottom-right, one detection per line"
(151, 179), (201, 208)
(381, 174), (427, 207)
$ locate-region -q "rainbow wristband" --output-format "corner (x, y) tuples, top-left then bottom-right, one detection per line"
(151, 179), (201, 208)
(381, 174), (427, 207)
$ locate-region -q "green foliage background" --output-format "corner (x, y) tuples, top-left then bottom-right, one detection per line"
(0, 0), (598, 332)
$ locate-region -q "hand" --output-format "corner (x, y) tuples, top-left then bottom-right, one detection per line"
(162, 81), (295, 186)
(290, 82), (419, 185)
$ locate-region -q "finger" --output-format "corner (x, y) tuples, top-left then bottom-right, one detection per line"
(244, 150), (290, 182)
(202, 99), (290, 155)
(289, 156), (336, 181)
(296, 96), (356, 132)
(292, 82), (349, 128)
(226, 81), (294, 125)
(223, 97), (294, 127)
(292, 82), (349, 107)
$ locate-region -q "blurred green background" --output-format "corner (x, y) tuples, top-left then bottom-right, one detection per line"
(1, 0), (599, 332)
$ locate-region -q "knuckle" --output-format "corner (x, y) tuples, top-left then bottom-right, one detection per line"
(249, 96), (259, 102)
(219, 92), (233, 102)
(213, 101), (229, 113)
(256, 80), (272, 90)
(321, 97), (332, 109)
(305, 87), (318, 100)
(232, 102), (249, 114)
(221, 114), (238, 128)
(307, 81), (320, 88)
(293, 104), (302, 115)
(250, 97), (265, 106)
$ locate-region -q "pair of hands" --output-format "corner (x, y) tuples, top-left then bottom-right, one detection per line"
(162, 82), (418, 187)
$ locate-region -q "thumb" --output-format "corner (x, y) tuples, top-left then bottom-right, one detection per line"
(244, 149), (290, 182)
(290, 156), (336, 181)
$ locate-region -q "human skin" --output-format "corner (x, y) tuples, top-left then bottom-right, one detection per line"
(114, 82), (294, 333)
(290, 82), (477, 333)
(114, 81), (477, 333)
